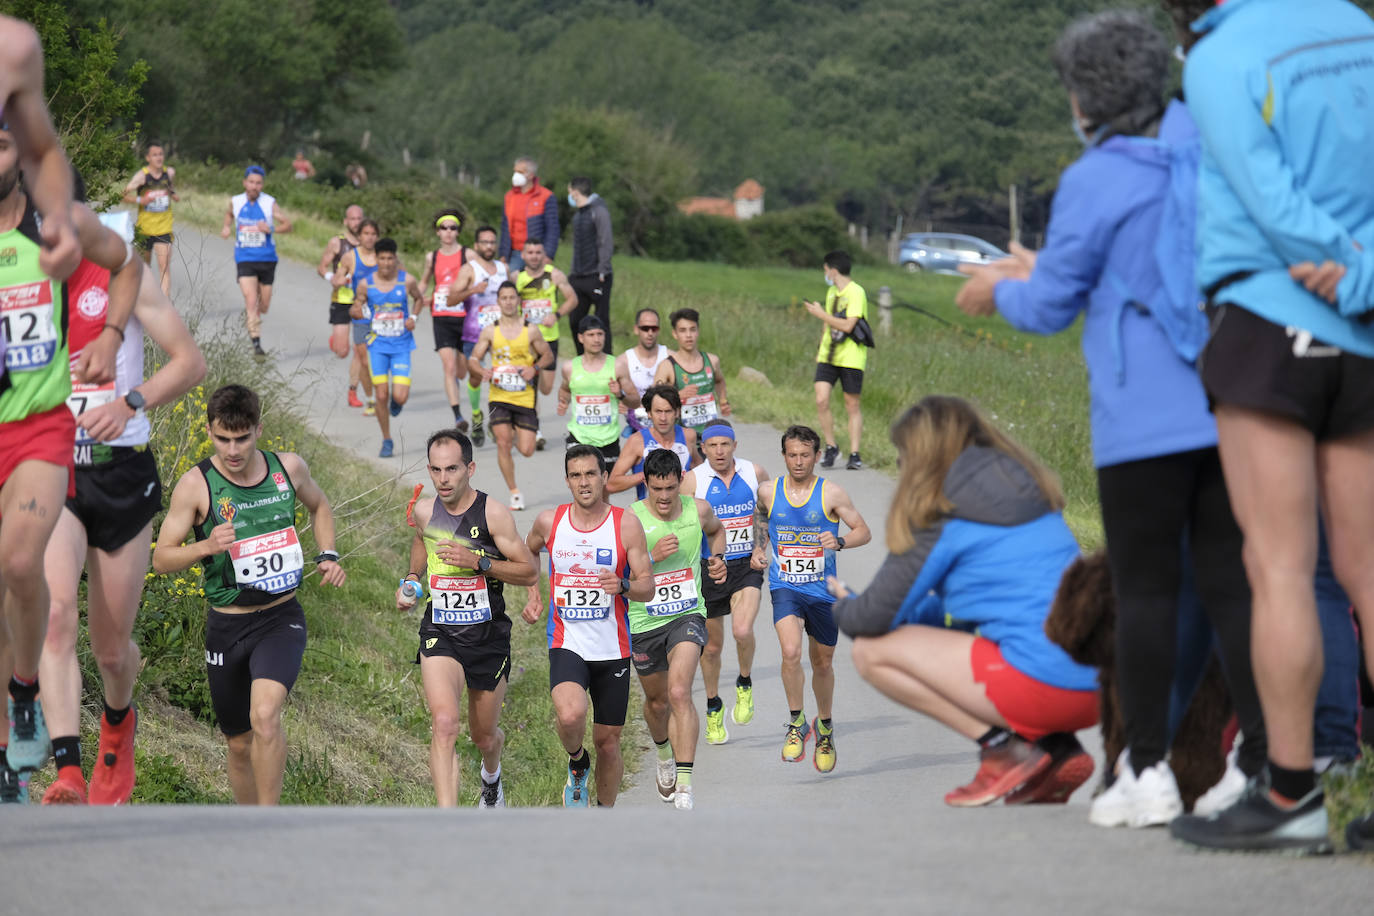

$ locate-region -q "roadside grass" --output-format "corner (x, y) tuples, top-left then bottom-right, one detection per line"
(1325, 750), (1374, 852)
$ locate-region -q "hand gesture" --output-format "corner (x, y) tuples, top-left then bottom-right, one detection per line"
(706, 555), (727, 583)
(317, 559), (346, 587)
(651, 534), (679, 562)
(436, 538), (482, 571)
(817, 531), (842, 551)
(203, 521), (237, 557)
(521, 587), (544, 624)
(75, 399), (134, 443)
(750, 546), (767, 571)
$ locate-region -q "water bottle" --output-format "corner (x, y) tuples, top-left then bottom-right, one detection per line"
(398, 578), (422, 609)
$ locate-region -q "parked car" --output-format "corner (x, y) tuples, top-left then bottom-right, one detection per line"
(898, 232), (1007, 274)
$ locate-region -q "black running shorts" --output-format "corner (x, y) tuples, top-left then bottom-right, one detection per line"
(488, 401), (539, 431)
(329, 302), (352, 325)
(416, 621), (512, 692)
(702, 556), (764, 619)
(548, 647), (631, 727)
(236, 261), (277, 285)
(433, 316), (466, 352)
(205, 597), (308, 736)
(66, 448), (163, 552)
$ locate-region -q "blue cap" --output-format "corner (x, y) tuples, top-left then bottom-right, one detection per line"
(244, 164), (266, 178)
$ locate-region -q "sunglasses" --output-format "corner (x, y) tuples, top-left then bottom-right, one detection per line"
(638, 325), (660, 332)
(437, 224), (459, 231)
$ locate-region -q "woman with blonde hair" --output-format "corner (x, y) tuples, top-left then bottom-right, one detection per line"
(831, 396), (1099, 807)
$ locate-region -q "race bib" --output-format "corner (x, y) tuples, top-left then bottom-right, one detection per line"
(372, 310), (406, 337)
(723, 515), (754, 557)
(552, 571), (613, 620)
(478, 303), (501, 329)
(646, 567), (697, 617)
(237, 227), (267, 248)
(522, 298), (553, 325)
(681, 393), (718, 427)
(230, 527), (304, 594)
(67, 378), (118, 445)
(776, 544), (824, 584)
(0, 281), (58, 371)
(574, 394), (614, 426)
(432, 287), (465, 316)
(144, 190), (171, 213)
(493, 365), (527, 392)
(430, 573), (492, 625)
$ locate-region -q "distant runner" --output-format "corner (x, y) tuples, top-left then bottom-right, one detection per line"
(448, 225), (508, 448)
(616, 308), (668, 435)
(220, 165), (293, 357)
(654, 307), (730, 439)
(336, 218), (381, 415)
(420, 209), (471, 430)
(353, 238), (423, 458)
(515, 237), (578, 450)
(315, 204), (364, 403)
(558, 315), (632, 469)
(608, 385), (696, 499)
(122, 141), (177, 296)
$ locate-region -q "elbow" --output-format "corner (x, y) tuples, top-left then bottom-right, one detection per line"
(150, 550), (172, 576)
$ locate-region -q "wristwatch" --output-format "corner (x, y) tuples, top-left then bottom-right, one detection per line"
(124, 390), (146, 411)
(619, 576), (632, 595)
(314, 550), (340, 564)
(477, 556), (493, 573)
(836, 536), (846, 551)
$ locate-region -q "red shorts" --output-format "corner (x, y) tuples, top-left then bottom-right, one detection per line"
(971, 637), (1098, 742)
(0, 403), (77, 508)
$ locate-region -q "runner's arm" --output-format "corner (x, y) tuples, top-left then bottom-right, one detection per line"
(483, 500), (539, 587)
(612, 354), (641, 409)
(122, 169), (148, 204)
(153, 470), (225, 574)
(446, 262), (481, 302)
(418, 251), (435, 302)
(698, 498), (728, 583)
(606, 435), (643, 494)
(72, 203), (141, 385)
(521, 509), (553, 623)
(407, 275), (426, 317)
(653, 360), (674, 387)
(334, 248), (354, 291)
(271, 207), (293, 235)
(167, 167), (179, 200)
(822, 482), (871, 551)
(750, 486), (772, 570)
(617, 512), (656, 601)
(316, 236), (340, 279)
(350, 280), (370, 320)
(467, 329), (492, 382)
(552, 267), (579, 316)
(281, 453), (346, 586)
(684, 428), (698, 469)
(557, 361), (572, 414)
(397, 530), (427, 611)
(709, 352), (730, 415)
(221, 198), (234, 238)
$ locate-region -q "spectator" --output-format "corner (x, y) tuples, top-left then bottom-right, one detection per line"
(500, 156), (558, 273)
(567, 176), (614, 355)
(292, 149), (315, 180)
(832, 396), (1099, 807)
(805, 250), (868, 471)
(346, 163), (368, 189)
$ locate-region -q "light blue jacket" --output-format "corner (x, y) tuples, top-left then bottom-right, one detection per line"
(1185, 0), (1374, 356)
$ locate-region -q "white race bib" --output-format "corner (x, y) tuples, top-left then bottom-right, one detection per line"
(493, 365), (527, 392)
(776, 544), (824, 584)
(681, 393), (718, 427)
(67, 378), (118, 445)
(430, 573), (492, 625)
(1, 281), (58, 371)
(144, 190), (171, 213)
(478, 303), (501, 329)
(372, 310), (406, 337)
(522, 298), (553, 325)
(723, 515), (754, 557)
(230, 527), (305, 593)
(646, 567), (698, 617)
(237, 228), (267, 248)
(552, 571), (613, 620)
(574, 394), (614, 426)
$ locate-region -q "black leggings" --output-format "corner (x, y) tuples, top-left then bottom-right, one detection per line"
(1097, 447), (1266, 777)
(568, 273), (613, 356)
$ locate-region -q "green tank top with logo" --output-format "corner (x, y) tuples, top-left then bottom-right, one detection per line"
(670, 354), (718, 431)
(516, 268), (560, 342)
(0, 201), (70, 424)
(568, 354), (621, 447)
(628, 495), (704, 634)
(193, 451), (304, 608)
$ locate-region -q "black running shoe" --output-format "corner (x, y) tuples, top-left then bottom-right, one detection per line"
(846, 452), (864, 470)
(820, 445), (839, 469)
(1348, 813), (1374, 851)
(1170, 771), (1331, 854)
(252, 338), (267, 358)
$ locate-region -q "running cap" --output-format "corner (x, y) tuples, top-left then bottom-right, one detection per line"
(578, 315), (606, 334)
(244, 164), (266, 178)
(701, 424), (735, 442)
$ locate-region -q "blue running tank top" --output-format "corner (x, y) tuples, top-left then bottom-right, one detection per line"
(231, 192), (277, 263)
(766, 476), (838, 602)
(365, 270), (415, 353)
(633, 426), (692, 500)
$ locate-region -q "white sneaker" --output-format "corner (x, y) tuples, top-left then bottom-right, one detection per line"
(1193, 747), (1246, 817)
(509, 492), (525, 511)
(673, 784), (694, 810)
(1089, 753), (1182, 828)
(478, 776), (505, 809)
(656, 757), (676, 802)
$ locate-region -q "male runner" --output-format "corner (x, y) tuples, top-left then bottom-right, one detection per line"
(681, 421), (770, 744)
(654, 308), (730, 438)
(37, 222), (205, 804)
(220, 165), (292, 357)
(353, 238), (423, 458)
(0, 155), (140, 800)
(337, 218), (381, 415)
(608, 384), (696, 499)
(398, 428), (537, 808)
(420, 209), (471, 430)
(468, 281), (552, 508)
(153, 385), (345, 805)
(752, 424), (870, 772)
(122, 142), (177, 296)
(629, 448), (727, 810)
(616, 308), (668, 435)
(558, 316), (633, 468)
(447, 225), (508, 447)
(516, 237), (578, 450)
(520, 444), (654, 807)
(315, 204), (363, 396)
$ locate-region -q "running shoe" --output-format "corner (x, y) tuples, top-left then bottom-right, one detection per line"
(471, 410), (486, 447)
(348, 388), (363, 408)
(7, 692), (50, 771)
(364, 400), (376, 417)
(88, 705), (137, 805)
(846, 452), (864, 470)
(535, 429), (546, 452)
(813, 718), (836, 773)
(1171, 770), (1331, 854)
(731, 684), (754, 726)
(1005, 739), (1094, 805)
(389, 398), (404, 417)
(252, 338), (267, 358)
(379, 439), (394, 458)
(1347, 813), (1374, 851)
(782, 718), (810, 763)
(1088, 753), (1182, 827)
(1192, 746), (1246, 817)
(563, 763), (591, 808)
(479, 776), (505, 809)
(41, 767), (88, 805)
(945, 737), (1052, 807)
(0, 763), (28, 804)
(656, 757), (677, 802)
(705, 705), (729, 745)
(455, 418), (469, 434)
(820, 445), (839, 469)
(674, 784), (694, 811)
(509, 492), (525, 511)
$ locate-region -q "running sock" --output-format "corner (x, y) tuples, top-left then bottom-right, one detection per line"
(706, 696), (723, 713)
(817, 718), (833, 735)
(467, 382), (482, 414)
(789, 709), (803, 725)
(569, 748), (590, 774)
(676, 761), (693, 788)
(977, 727), (1012, 750)
(104, 703), (131, 727)
(8, 676), (38, 702)
(655, 738), (673, 762)
(736, 674), (752, 689)
(451, 404), (464, 423)
(481, 763), (501, 785)
(51, 736), (81, 772)
(1268, 760), (1316, 804)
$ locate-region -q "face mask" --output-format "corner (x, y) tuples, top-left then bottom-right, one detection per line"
(823, 272), (835, 287)
(1072, 118), (1107, 148)
(511, 172), (528, 188)
(567, 193), (578, 208)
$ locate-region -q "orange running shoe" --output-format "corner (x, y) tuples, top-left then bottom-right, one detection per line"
(41, 767), (87, 805)
(347, 388), (364, 408)
(1006, 734), (1095, 805)
(87, 706), (136, 805)
(944, 737), (1050, 807)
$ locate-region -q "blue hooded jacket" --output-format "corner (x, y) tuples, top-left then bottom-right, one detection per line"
(1185, 0), (1374, 356)
(993, 102), (1217, 469)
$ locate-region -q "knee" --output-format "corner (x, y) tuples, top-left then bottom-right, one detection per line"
(645, 694), (669, 719)
(430, 708), (462, 743)
(702, 639), (723, 662)
(471, 727), (502, 756)
(0, 547), (43, 588)
(850, 637), (879, 678)
(593, 731), (620, 759)
(248, 702), (283, 740)
(555, 705), (583, 734)
(42, 593), (80, 650)
(226, 733), (253, 762)
(393, 387), (410, 404)
(779, 642), (803, 667)
(814, 392), (830, 411)
(732, 619), (754, 643)
(811, 653), (835, 678)
(667, 680), (692, 709)
(92, 638), (136, 676)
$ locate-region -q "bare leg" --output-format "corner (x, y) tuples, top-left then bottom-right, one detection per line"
(775, 615), (806, 713)
(374, 379), (392, 441)
(592, 723), (624, 806)
(850, 628), (1005, 739)
(731, 587), (760, 677)
(438, 348), (467, 414)
(493, 422), (518, 492)
(467, 677), (508, 777)
(329, 324), (350, 359)
(814, 380), (837, 449)
(843, 391), (863, 456)
(420, 654), (465, 807)
(638, 671), (670, 744)
(153, 242), (172, 297)
(85, 523), (152, 710)
(809, 637), (837, 720)
(38, 510), (89, 738)
(247, 678), (289, 805)
(665, 641), (701, 765)
(225, 732), (256, 804)
(701, 616), (724, 699)
(238, 277), (261, 338)
(1, 461), (69, 680)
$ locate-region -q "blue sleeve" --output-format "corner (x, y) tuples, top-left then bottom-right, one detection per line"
(993, 164), (1109, 334)
(901, 592), (944, 627)
(498, 213), (512, 261)
(1184, 49), (1374, 315)
(541, 195), (561, 259)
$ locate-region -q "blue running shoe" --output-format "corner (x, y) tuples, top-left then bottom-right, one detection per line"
(0, 761), (29, 804)
(7, 692), (50, 771)
(389, 398), (403, 417)
(379, 438), (394, 458)
(564, 763), (591, 808)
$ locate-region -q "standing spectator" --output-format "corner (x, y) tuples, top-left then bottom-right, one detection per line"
(567, 176), (614, 355)
(346, 163), (368, 189)
(291, 149), (315, 181)
(500, 157), (559, 274)
(806, 250), (868, 470)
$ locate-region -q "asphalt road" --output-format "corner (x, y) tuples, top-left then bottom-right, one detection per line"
(2, 225), (1369, 914)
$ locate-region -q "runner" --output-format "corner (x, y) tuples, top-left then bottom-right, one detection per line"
(516, 237), (578, 450)
(447, 225), (508, 448)
(608, 384), (697, 499)
(37, 217), (205, 805)
(419, 209), (471, 430)
(628, 448), (728, 810)
(353, 238), (423, 458)
(654, 307), (730, 439)
(152, 385), (346, 806)
(467, 281), (553, 508)
(615, 308), (668, 436)
(681, 420), (770, 744)
(337, 218), (381, 416)
(220, 165), (292, 357)
(314, 204), (364, 400)
(520, 444), (654, 807)
(122, 142), (177, 296)
(398, 428), (537, 808)
(558, 316), (631, 469)
(752, 424), (871, 772)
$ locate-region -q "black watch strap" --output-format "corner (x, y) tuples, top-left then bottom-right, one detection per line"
(619, 576), (632, 595)
(314, 550), (340, 564)
(836, 536), (846, 551)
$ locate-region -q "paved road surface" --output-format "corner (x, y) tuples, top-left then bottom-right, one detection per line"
(2, 227), (1369, 913)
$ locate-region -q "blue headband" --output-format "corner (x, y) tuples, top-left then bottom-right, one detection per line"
(244, 165), (265, 178)
(701, 424), (735, 442)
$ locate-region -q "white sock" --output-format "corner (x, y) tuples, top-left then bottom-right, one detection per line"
(482, 764), (501, 784)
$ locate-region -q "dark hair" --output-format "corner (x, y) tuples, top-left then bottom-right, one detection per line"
(145, 140), (165, 153)
(474, 224), (497, 241)
(359, 218), (380, 236)
(823, 250), (852, 276)
(522, 238), (545, 249)
(781, 424), (821, 455)
(427, 428), (474, 464)
(1053, 10), (1169, 137)
(634, 307), (660, 324)
(643, 447), (684, 482)
(1159, 0), (1214, 53)
(569, 176), (592, 196)
(497, 280), (519, 295)
(669, 308), (699, 329)
(207, 384), (261, 432)
(375, 237), (398, 255)
(643, 384), (681, 414)
(72, 167), (86, 204)
(564, 444), (605, 475)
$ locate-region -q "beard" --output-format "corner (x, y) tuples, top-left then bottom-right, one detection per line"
(0, 165), (20, 202)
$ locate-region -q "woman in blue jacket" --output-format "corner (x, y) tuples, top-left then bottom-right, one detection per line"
(831, 396), (1099, 808)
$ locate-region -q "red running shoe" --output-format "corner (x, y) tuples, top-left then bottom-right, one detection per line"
(347, 388), (364, 408)
(88, 706), (136, 805)
(1005, 749), (1095, 804)
(41, 767), (87, 805)
(944, 738), (1050, 807)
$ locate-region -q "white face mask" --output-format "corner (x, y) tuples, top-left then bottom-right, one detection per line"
(511, 172), (528, 188)
(823, 272), (835, 287)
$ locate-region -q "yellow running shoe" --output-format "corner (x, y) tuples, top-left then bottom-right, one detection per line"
(731, 684), (754, 726)
(782, 718), (810, 762)
(813, 717), (836, 773)
(705, 705), (729, 745)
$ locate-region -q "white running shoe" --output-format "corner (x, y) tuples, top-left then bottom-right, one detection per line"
(478, 776), (505, 809)
(509, 492), (525, 511)
(1193, 747), (1246, 817)
(1089, 752), (1182, 828)
(673, 784), (694, 810)
(656, 757), (676, 802)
